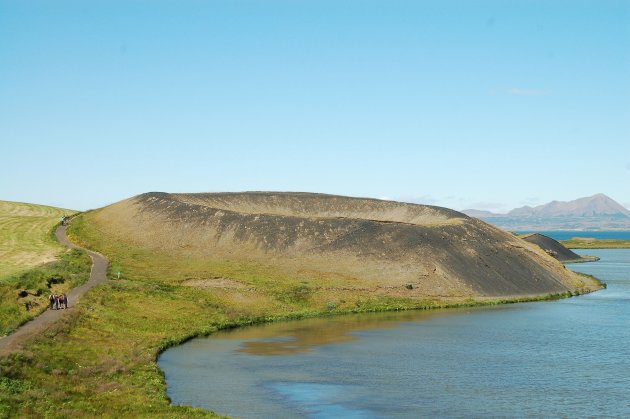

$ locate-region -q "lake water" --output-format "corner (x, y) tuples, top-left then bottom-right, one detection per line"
(159, 249), (630, 418)
(515, 230), (630, 241)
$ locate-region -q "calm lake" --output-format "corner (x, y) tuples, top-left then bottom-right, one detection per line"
(159, 249), (630, 418)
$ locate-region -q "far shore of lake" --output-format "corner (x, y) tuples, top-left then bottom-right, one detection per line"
(561, 238), (630, 249)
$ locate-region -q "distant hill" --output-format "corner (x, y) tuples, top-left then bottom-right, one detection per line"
(508, 194), (630, 218)
(463, 194), (630, 230)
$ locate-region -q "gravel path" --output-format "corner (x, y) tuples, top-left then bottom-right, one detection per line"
(0, 224), (108, 355)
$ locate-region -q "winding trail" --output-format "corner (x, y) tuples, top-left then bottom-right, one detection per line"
(0, 225), (108, 355)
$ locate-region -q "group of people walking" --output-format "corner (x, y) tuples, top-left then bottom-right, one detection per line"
(49, 293), (68, 310)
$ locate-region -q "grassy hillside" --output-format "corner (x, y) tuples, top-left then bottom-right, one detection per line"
(0, 201), (90, 337)
(0, 194), (603, 417)
(0, 200), (74, 279)
(0, 249), (91, 336)
(561, 238), (630, 249)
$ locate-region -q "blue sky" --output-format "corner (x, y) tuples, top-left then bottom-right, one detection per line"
(1, 0), (629, 211)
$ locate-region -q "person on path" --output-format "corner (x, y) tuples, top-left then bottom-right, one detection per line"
(61, 294), (68, 309)
(49, 293), (55, 310)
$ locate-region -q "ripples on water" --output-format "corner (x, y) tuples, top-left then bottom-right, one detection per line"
(159, 249), (630, 418)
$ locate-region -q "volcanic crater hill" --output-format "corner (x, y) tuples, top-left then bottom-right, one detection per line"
(519, 233), (597, 263)
(88, 192), (600, 299)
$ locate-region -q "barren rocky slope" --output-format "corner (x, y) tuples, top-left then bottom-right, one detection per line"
(88, 192), (600, 299)
(520, 233), (594, 263)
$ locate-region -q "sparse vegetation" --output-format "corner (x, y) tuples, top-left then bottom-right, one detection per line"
(574, 271), (607, 289)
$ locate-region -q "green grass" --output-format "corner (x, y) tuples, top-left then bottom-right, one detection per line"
(0, 211), (604, 417)
(0, 200), (75, 279)
(0, 248), (92, 337)
(0, 200), (86, 338)
(0, 279), (584, 417)
(561, 238), (630, 249)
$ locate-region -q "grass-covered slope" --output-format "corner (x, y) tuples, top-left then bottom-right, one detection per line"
(0, 249), (91, 337)
(0, 201), (88, 337)
(81, 192), (599, 299)
(0, 200), (74, 278)
(561, 237), (630, 249)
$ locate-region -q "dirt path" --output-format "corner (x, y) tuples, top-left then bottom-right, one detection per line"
(0, 225), (108, 355)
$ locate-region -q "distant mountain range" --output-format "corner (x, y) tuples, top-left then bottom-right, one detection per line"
(462, 194), (630, 230)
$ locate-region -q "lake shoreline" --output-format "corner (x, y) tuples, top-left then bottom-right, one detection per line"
(160, 250), (626, 418)
(561, 238), (630, 249)
(158, 279), (605, 408)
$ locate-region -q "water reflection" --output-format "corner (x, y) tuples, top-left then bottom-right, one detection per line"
(220, 308), (486, 356)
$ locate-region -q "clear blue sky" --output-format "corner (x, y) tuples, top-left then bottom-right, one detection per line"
(2, 0), (629, 212)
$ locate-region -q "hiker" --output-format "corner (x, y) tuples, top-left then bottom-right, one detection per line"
(61, 294), (68, 309)
(49, 293), (56, 309)
(60, 216), (65, 226)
